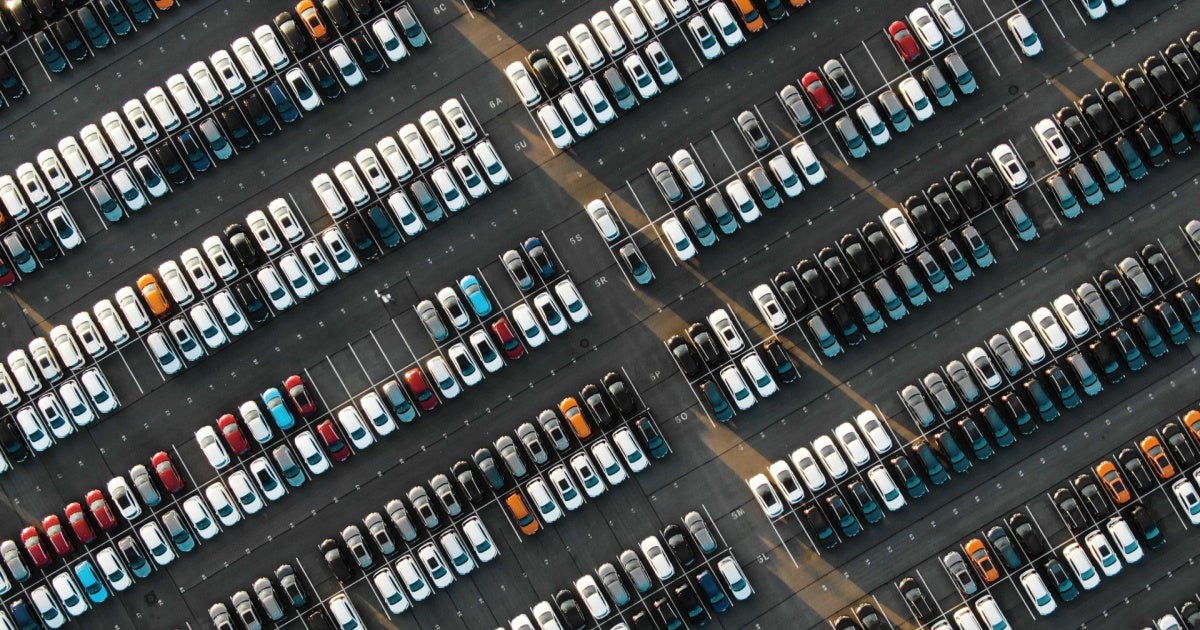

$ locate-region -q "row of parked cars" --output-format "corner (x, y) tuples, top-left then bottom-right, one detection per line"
(1034, 31), (1200, 218)
(23, 0), (170, 77)
(504, 511), (750, 630)
(1141, 595), (1200, 630)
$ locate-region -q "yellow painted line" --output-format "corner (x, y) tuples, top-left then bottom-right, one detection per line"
(823, 152), (900, 211)
(1049, 78), (1080, 103)
(1073, 50), (1117, 84)
(11, 294), (52, 336)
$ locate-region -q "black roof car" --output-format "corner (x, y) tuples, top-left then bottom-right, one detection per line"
(1100, 82), (1138, 126)
(1078, 94), (1115, 140)
(526, 49), (564, 94)
(1056, 105), (1097, 151)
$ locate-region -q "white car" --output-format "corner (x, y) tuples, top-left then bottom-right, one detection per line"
(79, 124), (115, 169)
(165, 74), (202, 120)
(106, 476), (141, 520)
(15, 407), (52, 451)
(207, 481), (244, 526)
(355, 148), (392, 193)
(974, 595), (1008, 630)
(635, 0), (670, 30)
(532, 292), (568, 335)
(790, 141), (826, 185)
(1083, 530), (1122, 577)
(15, 163), (50, 207)
(1034, 118), (1071, 164)
(144, 87), (181, 132)
(111, 168), (146, 211)
(1008, 321), (1046, 365)
(417, 543), (454, 588)
(645, 41), (679, 85)
(591, 440), (627, 485)
(312, 173), (347, 219)
(1081, 0), (1107, 19)
(1106, 516), (1143, 563)
(568, 23), (606, 69)
(548, 35), (585, 82)
(1173, 478), (1200, 525)
(396, 555), (432, 601)
(29, 338), (62, 383)
(638, 535), (675, 580)
(279, 254), (315, 300)
(964, 347), (1002, 389)
(93, 299), (129, 346)
(768, 154), (803, 198)
(867, 465), (906, 511)
(788, 447), (827, 491)
(1020, 568), (1057, 616)
(1051, 294), (1090, 339)
(337, 407), (376, 450)
(166, 320), (204, 362)
(452, 155), (489, 200)
(158, 260), (194, 306)
(321, 228), (360, 274)
(426, 355), (461, 399)
(180, 248), (216, 294)
(908, 7), (945, 51)
(399, 123), (435, 169)
(431, 166), (467, 211)
(253, 24), (289, 68)
(717, 557), (751, 600)
(297, 241), (338, 287)
(472, 140), (510, 186)
(930, 0), (966, 37)
(373, 569), (411, 614)
(122, 99), (160, 143)
(1063, 542), (1101, 589)
(812, 435), (849, 479)
(0, 366), (17, 409)
(670, 148), (705, 191)
(133, 155), (168, 197)
(190, 303), (228, 349)
(96, 547), (133, 591)
(249, 457), (286, 502)
(51, 572), (87, 616)
(333, 161), (370, 208)
(293, 430), (330, 475)
(589, 11), (627, 56)
(211, 290), (249, 336)
(740, 353), (777, 397)
(202, 235), (240, 280)
(504, 61), (542, 107)
(182, 495), (220, 539)
(548, 464), (584, 511)
(210, 50), (247, 95)
(622, 53), (660, 99)
(285, 67), (322, 111)
(36, 149), (72, 194)
(187, 61), (224, 106)
(833, 422), (871, 466)
(990, 142), (1029, 189)
(57, 136), (93, 182)
(239, 400), (273, 444)
(897, 77), (934, 122)
(37, 393), (73, 439)
(661, 217), (696, 261)
(613, 427), (649, 472)
(706, 308), (744, 353)
(196, 425), (229, 470)
(587, 199), (621, 242)
(329, 43), (364, 87)
(767, 460), (805, 504)
(446, 343), (483, 387)
(58, 383), (92, 430)
(49, 325), (83, 371)
(139, 522), (176, 566)
(232, 36), (268, 81)
(537, 104), (573, 149)
(246, 210), (282, 255)
(688, 14), (724, 60)
(719, 365), (756, 410)
(1030, 306), (1068, 351)
(568, 451), (606, 498)
(80, 368), (117, 414)
(747, 473), (784, 518)
(419, 110), (456, 156)
(267, 198), (304, 244)
(146, 331), (182, 375)
(575, 575), (610, 620)
(613, 0), (650, 44)
(855, 102), (891, 146)
(559, 92), (596, 138)
(511, 303), (547, 348)
(708, 2), (745, 48)
(526, 478), (563, 524)
(854, 410), (893, 454)
(7, 349), (40, 395)
(554, 278), (590, 323)
(227, 470), (265, 514)
(750, 284), (787, 330)
(881, 208), (919, 253)
(1007, 12), (1042, 57)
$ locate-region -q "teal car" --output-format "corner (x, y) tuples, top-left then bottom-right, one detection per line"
(1047, 175), (1080, 219)
(1156, 302), (1190, 345)
(917, 252), (950, 293)
(895, 264), (929, 306)
(1112, 327), (1147, 370)
(958, 418), (993, 460)
(1069, 163), (1104, 206)
(699, 380), (733, 423)
(74, 560), (109, 604)
(1113, 136), (1147, 180)
(962, 226), (994, 268)
(874, 278), (908, 320)
(1023, 378), (1060, 422)
(808, 315), (843, 358)
(913, 441), (950, 485)
(979, 404), (1016, 447)
(459, 274), (493, 317)
(853, 291), (886, 334)
(935, 431), (971, 473)
(262, 387), (296, 431)
(836, 116), (869, 159)
(940, 239), (973, 281)
(1091, 149), (1125, 193)
(1044, 366), (1080, 409)
(1003, 199), (1038, 242)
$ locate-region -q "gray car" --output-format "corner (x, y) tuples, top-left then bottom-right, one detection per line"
(682, 205), (716, 247)
(619, 243), (654, 285)
(736, 110), (770, 153)
(822, 59), (856, 101)
(231, 590), (261, 630)
(1118, 257), (1154, 298)
(877, 89), (911, 132)
(209, 603), (234, 630)
(384, 499), (419, 542)
(922, 372), (957, 415)
(1074, 282), (1111, 325)
(651, 161), (683, 204)
(836, 116), (868, 159)
(252, 576), (284, 621)
(516, 422), (550, 465)
(779, 84), (813, 127)
(495, 435), (528, 479)
(537, 409), (570, 452)
(129, 464), (162, 508)
(502, 249), (535, 291)
(901, 384), (935, 427)
(409, 180), (445, 222)
(341, 525), (374, 569)
(417, 299), (448, 342)
(987, 333), (1024, 376)
(473, 447), (506, 490)
(683, 511), (717, 553)
(406, 486), (439, 530)
(363, 511), (396, 556)
(922, 64), (955, 107)
(747, 167), (780, 209)
(2, 232), (35, 274)
(598, 562), (630, 606)
(704, 192), (738, 235)
(619, 549), (653, 592)
(272, 444), (305, 487)
(945, 360), (980, 402)
(943, 52), (976, 94)
(942, 550), (979, 596)
(430, 473), (462, 517)
(381, 380), (417, 423)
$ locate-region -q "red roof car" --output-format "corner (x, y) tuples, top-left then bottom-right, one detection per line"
(404, 367), (439, 411)
(63, 503), (95, 545)
(285, 374), (318, 418)
(0, 251), (16, 287)
(42, 515), (73, 557)
(85, 489), (118, 531)
(217, 413), (250, 455)
(21, 526), (51, 567)
(316, 419), (351, 462)
(801, 71), (835, 113)
(888, 20), (922, 63)
(491, 316), (526, 360)
(151, 451), (185, 493)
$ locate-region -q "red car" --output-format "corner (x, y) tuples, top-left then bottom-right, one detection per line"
(491, 316), (526, 360)
(151, 451), (185, 493)
(285, 374), (318, 418)
(316, 419), (351, 462)
(217, 413), (250, 455)
(403, 367), (439, 411)
(888, 20), (922, 63)
(801, 71), (835, 113)
(0, 251), (16, 287)
(84, 489), (118, 531)
(42, 515), (74, 556)
(63, 503), (95, 545)
(21, 526), (52, 567)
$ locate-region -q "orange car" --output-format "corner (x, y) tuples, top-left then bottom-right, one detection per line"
(1140, 435), (1176, 479)
(559, 397), (592, 441)
(1183, 410), (1200, 445)
(787, 0), (807, 6)
(731, 0), (765, 32)
(1094, 460), (1131, 504)
(154, 0), (174, 9)
(136, 274), (172, 318)
(964, 538), (999, 583)
(505, 491), (539, 536)
(296, 0), (330, 44)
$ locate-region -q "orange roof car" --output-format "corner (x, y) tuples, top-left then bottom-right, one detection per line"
(1140, 435), (1176, 480)
(295, 1), (330, 44)
(154, 0), (174, 10)
(136, 274), (171, 318)
(1183, 410), (1200, 445)
(559, 397), (592, 441)
(505, 491), (539, 536)
(731, 0), (765, 32)
(787, 0), (807, 6)
(964, 538), (999, 583)
(1094, 460), (1130, 505)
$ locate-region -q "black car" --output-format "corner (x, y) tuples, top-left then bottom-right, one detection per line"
(763, 340), (799, 384)
(240, 91), (279, 137)
(525, 49), (564, 94)
(320, 538), (353, 582)
(1052, 487), (1089, 532)
(828, 300), (864, 345)
(888, 454), (927, 499)
(818, 247), (853, 290)
(653, 596), (681, 630)
(5, 0), (34, 32)
(602, 371), (636, 416)
(25, 217), (58, 263)
(1072, 474), (1109, 520)
(152, 142), (189, 185)
(1142, 55), (1180, 101)
(274, 12), (311, 56)
(948, 170), (983, 212)
(1180, 601), (1200, 629)
(1129, 503), (1166, 548)
(1141, 243), (1177, 288)
(1100, 82), (1138, 126)
(1163, 421), (1197, 468)
(862, 221), (897, 265)
(1098, 270), (1134, 314)
(1006, 511), (1047, 558)
(925, 182), (963, 227)
(322, 0), (353, 29)
(1117, 447), (1156, 493)
(1135, 122), (1169, 167)
(774, 270), (810, 314)
(1120, 68), (1159, 114)
(1188, 30), (1200, 59)
(1088, 337), (1125, 385)
(1078, 94), (1116, 140)
(854, 601), (884, 630)
(663, 524), (696, 568)
(1000, 391), (1034, 434)
(581, 383), (615, 428)
(365, 205), (401, 249)
(341, 215), (380, 262)
(801, 502), (837, 549)
(74, 5), (110, 49)
(1056, 105), (1096, 151)
(898, 576), (934, 621)
(839, 233), (875, 277)
(686, 322), (724, 366)
(234, 279), (272, 325)
(307, 57), (342, 100)
(968, 157), (1005, 202)
(218, 104), (255, 150)
(1166, 43), (1200, 88)
(904, 194), (942, 239)
(51, 19), (88, 62)
(986, 525), (1023, 570)
(0, 418), (28, 463)
(797, 259), (832, 304)
(452, 460), (483, 504)
(666, 335), (701, 377)
(1179, 99), (1200, 142)
(224, 223), (262, 268)
(347, 33), (385, 73)
(0, 55), (23, 100)
(1175, 289), (1200, 333)
(1158, 111), (1190, 156)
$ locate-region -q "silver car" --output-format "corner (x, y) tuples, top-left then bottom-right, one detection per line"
(417, 299), (448, 342)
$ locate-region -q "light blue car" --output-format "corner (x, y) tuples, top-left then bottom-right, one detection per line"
(459, 275), (492, 317)
(74, 560), (109, 604)
(262, 387), (296, 431)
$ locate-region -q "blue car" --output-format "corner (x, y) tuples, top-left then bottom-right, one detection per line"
(459, 275), (493, 317)
(265, 82), (299, 123)
(178, 131), (212, 172)
(34, 33), (67, 74)
(262, 388), (296, 431)
(700, 380), (733, 423)
(694, 570), (730, 613)
(99, 0), (133, 35)
(74, 560), (110, 604)
(125, 0), (154, 23)
(523, 237), (557, 278)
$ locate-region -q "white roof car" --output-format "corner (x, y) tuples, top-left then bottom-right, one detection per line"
(908, 7), (945, 51)
(747, 473), (783, 518)
(622, 52), (660, 99)
(329, 43), (364, 87)
(661, 217), (696, 262)
(355, 147), (393, 193)
(750, 284), (787, 330)
(49, 325), (83, 371)
(122, 99), (159, 144)
(226, 473), (262, 517)
(396, 554), (432, 601)
(613, 0), (650, 44)
(294, 430), (331, 475)
(419, 110), (456, 156)
(504, 61), (542, 107)
(688, 14), (723, 60)
(613, 426), (648, 472)
(706, 308), (744, 354)
(373, 568), (411, 614)
(80, 367), (117, 414)
(1008, 321), (1046, 365)
(57, 136), (93, 181)
(180, 248), (216, 294)
(1081, 0), (1107, 19)
(554, 278), (590, 323)
(548, 464), (584, 511)
(252, 24), (289, 69)
(855, 102), (891, 146)
(232, 36), (268, 81)
(568, 451), (606, 498)
(708, 2), (745, 48)
(202, 235), (240, 280)
(462, 515), (497, 563)
(929, 0), (966, 36)
(591, 440), (627, 485)
(719, 365), (756, 411)
(587, 199), (621, 242)
(974, 595), (1008, 630)
(635, 0), (670, 30)
(431, 166), (467, 211)
(187, 61), (224, 106)
(1007, 13), (1041, 56)
(211, 290), (249, 337)
(855, 410), (893, 454)
(15, 407), (51, 451)
(1173, 478), (1200, 525)
(333, 161), (370, 207)
(397, 124), (434, 173)
(61, 377), (97, 423)
(882, 207), (919, 253)
(29, 338), (63, 384)
(7, 349), (40, 395)
(80, 123), (115, 169)
(1034, 118), (1071, 164)
(190, 303), (228, 349)
(372, 16), (409, 62)
(267, 197), (305, 243)
(670, 148), (705, 191)
(768, 154), (803, 198)
(717, 556), (751, 601)
(991, 142), (1029, 189)
(548, 35), (585, 82)
(645, 41), (679, 85)
(638, 535), (675, 580)
(139, 521), (176, 566)
(952, 607), (983, 630)
(183, 495), (220, 540)
(96, 547), (133, 591)
(537, 104), (574, 149)
(472, 139), (510, 186)
(559, 92), (596, 138)
(247, 209), (282, 255)
(238, 399), (273, 444)
(210, 49), (247, 95)
(144, 87), (181, 132)
(767, 460), (805, 504)
(426, 355), (461, 399)
(110, 168), (147, 211)
(1105, 516), (1143, 563)
(337, 406), (376, 450)
(279, 254), (315, 300)
(51, 572), (87, 617)
(312, 173), (348, 218)
(146, 331), (182, 375)
(36, 149), (72, 194)
(589, 10), (627, 56)
(726, 179), (761, 222)
(788, 447), (827, 491)
(789, 140), (825, 185)
(386, 192), (424, 237)
(833, 422), (871, 467)
(1083, 530), (1122, 577)
(897, 77), (934, 121)
(1030, 306), (1068, 351)
(158, 260), (194, 306)
(321, 227), (360, 274)
(511, 303), (547, 347)
(1063, 541), (1101, 590)
(568, 23), (605, 69)
(575, 574), (610, 620)
(813, 435), (850, 479)
(740, 352), (778, 397)
(1051, 294), (1090, 339)
(1020, 568), (1057, 616)
(526, 477), (563, 523)
(0, 365), (18, 409)
(165, 74), (202, 119)
(867, 465), (907, 511)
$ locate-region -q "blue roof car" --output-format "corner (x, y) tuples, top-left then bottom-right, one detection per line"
(459, 275), (493, 317)
(262, 387), (296, 431)
(74, 559), (109, 604)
